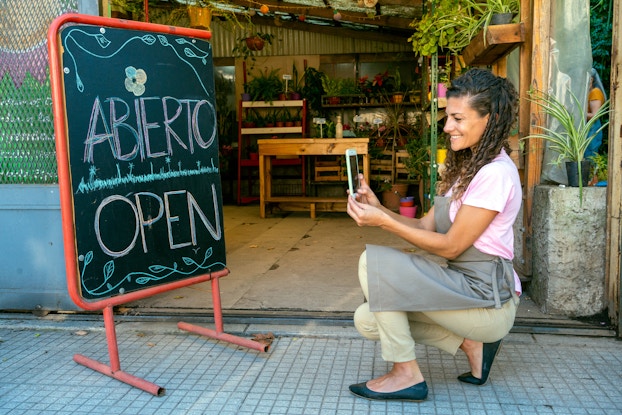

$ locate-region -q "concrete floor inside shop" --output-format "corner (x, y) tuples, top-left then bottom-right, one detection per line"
(126, 204), (613, 336)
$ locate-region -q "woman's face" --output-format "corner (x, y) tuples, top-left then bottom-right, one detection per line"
(443, 96), (490, 152)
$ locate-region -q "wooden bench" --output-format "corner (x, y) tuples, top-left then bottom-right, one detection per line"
(265, 196), (347, 218)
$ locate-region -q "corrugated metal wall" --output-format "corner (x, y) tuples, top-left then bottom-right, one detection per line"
(208, 21), (413, 58)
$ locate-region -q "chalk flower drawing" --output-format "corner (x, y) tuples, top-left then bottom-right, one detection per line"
(124, 66), (147, 96)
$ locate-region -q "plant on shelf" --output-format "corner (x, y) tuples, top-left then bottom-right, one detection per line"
(465, 0), (520, 43)
(321, 74), (342, 104)
(467, 0), (520, 24)
(392, 68), (405, 103)
(301, 67), (326, 117)
(408, 0), (482, 57)
(246, 67), (282, 102)
(286, 64), (303, 100)
(526, 88), (610, 205)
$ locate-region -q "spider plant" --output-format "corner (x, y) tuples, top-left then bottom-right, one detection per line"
(526, 88), (610, 205)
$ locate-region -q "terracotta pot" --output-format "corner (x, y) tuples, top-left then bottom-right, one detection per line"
(382, 183), (409, 211)
(327, 96), (341, 105)
(245, 37), (264, 51)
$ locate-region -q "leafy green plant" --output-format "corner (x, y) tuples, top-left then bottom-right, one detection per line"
(301, 67), (326, 116)
(526, 88), (610, 204)
(321, 74), (342, 96)
(408, 0), (482, 57)
(246, 67), (282, 102)
(589, 152), (608, 182)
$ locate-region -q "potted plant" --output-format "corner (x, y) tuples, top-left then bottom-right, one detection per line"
(527, 88), (610, 205)
(288, 64), (302, 100)
(232, 31), (275, 98)
(246, 67), (282, 102)
(467, 0), (520, 27)
(391, 68), (404, 103)
(321, 74), (342, 105)
(234, 32), (274, 55)
(302, 67), (327, 117)
(408, 0), (482, 57)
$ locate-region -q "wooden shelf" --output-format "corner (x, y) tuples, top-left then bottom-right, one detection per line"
(462, 22), (525, 66)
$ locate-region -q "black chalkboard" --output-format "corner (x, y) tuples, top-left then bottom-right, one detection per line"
(59, 23), (225, 300)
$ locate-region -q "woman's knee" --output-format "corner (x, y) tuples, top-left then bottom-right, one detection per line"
(358, 250), (369, 300)
(353, 302), (379, 340)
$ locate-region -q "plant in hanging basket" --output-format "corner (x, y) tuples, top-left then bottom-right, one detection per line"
(232, 32), (275, 60)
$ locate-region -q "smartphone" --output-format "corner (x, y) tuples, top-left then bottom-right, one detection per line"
(345, 148), (360, 199)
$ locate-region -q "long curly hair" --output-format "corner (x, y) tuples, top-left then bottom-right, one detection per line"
(436, 69), (518, 201)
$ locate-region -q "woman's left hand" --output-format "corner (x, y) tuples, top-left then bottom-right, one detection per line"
(347, 196), (387, 227)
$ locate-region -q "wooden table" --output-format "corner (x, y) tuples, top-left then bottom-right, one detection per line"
(258, 138), (370, 218)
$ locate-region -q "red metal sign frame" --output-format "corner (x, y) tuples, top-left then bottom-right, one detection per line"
(48, 13), (267, 396)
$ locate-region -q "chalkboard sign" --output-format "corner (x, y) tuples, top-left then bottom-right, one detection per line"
(59, 23), (225, 300)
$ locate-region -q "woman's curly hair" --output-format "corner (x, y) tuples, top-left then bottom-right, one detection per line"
(436, 68), (519, 201)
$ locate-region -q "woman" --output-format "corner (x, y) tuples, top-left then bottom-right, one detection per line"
(346, 68), (522, 402)
(585, 68), (607, 159)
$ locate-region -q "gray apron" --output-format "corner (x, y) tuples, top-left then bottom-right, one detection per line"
(366, 196), (515, 312)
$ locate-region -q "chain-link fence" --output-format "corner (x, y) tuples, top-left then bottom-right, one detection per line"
(0, 0), (76, 184)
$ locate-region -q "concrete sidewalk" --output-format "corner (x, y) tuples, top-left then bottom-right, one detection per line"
(1, 312), (621, 415)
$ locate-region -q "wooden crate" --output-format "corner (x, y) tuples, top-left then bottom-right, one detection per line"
(395, 150), (411, 181)
(314, 160), (343, 181)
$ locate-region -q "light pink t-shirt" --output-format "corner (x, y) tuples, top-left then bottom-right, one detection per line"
(447, 149), (523, 294)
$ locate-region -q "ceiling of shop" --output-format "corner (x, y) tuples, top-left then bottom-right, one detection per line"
(216, 0), (424, 41)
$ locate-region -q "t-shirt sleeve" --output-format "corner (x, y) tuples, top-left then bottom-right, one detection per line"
(461, 162), (515, 213)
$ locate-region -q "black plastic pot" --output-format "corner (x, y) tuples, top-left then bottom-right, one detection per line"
(566, 160), (591, 187)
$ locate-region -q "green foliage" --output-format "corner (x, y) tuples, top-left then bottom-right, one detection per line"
(590, 0), (613, 91)
(408, 0), (519, 57)
(526, 88), (610, 204)
(408, 0), (482, 57)
(589, 153), (608, 182)
(301, 67), (325, 116)
(320, 74), (341, 96)
(246, 67), (281, 102)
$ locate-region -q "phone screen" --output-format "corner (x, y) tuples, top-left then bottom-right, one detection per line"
(347, 151), (360, 197)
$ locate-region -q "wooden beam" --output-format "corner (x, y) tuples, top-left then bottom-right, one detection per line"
(522, 0), (548, 277)
(248, 15), (412, 43)
(607, 0), (621, 330)
(462, 23), (525, 66)
(228, 0), (418, 32)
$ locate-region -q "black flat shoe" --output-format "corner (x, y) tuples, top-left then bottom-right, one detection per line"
(458, 339), (503, 386)
(349, 380), (428, 402)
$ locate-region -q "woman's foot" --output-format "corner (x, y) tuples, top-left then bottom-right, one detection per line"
(367, 360), (425, 392)
(349, 360), (428, 401)
(458, 338), (503, 385)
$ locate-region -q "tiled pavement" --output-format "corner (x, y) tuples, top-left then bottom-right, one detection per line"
(1, 313), (621, 415)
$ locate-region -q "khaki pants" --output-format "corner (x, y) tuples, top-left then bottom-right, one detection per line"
(354, 251), (519, 363)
